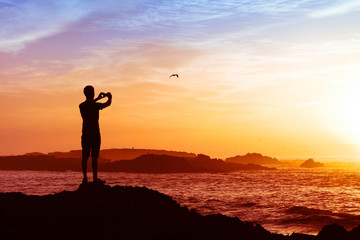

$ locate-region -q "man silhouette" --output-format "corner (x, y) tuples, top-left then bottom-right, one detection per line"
(79, 85), (112, 184)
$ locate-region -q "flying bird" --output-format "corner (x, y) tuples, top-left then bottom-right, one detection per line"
(169, 74), (179, 78)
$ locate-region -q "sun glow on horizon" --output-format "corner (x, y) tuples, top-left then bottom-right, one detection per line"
(327, 86), (360, 147)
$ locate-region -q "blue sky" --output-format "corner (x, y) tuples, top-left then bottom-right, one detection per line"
(2, 0), (360, 53)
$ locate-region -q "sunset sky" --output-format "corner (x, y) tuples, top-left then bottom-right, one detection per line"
(1, 0), (360, 159)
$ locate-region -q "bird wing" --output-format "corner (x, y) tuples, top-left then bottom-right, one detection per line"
(169, 74), (179, 78)
(169, 73), (179, 78)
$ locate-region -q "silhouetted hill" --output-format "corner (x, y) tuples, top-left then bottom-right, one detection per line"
(101, 154), (275, 173)
(101, 148), (197, 161)
(0, 154), (274, 172)
(47, 150), (110, 163)
(48, 150), (82, 158)
(23, 152), (46, 156)
(102, 154), (204, 173)
(300, 159), (324, 168)
(0, 155), (81, 171)
(225, 153), (281, 165)
(189, 154), (275, 172)
(48, 148), (196, 161)
(1, 183), (359, 240)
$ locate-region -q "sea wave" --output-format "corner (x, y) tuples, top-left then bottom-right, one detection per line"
(281, 206), (360, 230)
(286, 206), (334, 216)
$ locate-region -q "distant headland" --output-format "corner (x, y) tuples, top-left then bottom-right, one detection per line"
(3, 148), (350, 172)
(0, 148), (275, 173)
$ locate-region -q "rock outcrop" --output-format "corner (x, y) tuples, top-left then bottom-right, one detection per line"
(225, 153), (281, 165)
(1, 183), (359, 240)
(300, 159), (324, 168)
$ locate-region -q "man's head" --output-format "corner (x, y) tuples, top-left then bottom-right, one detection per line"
(84, 85), (94, 100)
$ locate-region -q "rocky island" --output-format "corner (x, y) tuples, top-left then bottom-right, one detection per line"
(225, 153), (281, 165)
(300, 159), (325, 168)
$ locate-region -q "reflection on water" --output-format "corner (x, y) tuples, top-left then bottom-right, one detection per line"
(1, 168), (360, 234)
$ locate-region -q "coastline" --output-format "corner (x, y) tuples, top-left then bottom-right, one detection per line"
(1, 183), (360, 240)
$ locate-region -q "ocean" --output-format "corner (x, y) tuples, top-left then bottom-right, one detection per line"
(1, 168), (360, 235)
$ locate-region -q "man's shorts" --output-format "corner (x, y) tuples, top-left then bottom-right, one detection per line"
(81, 133), (101, 158)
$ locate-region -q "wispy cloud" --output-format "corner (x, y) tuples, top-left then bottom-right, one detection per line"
(2, 0), (360, 98)
(0, 1), (87, 52)
(0, 0), (325, 52)
(91, 0), (320, 34)
(0, 0), (131, 52)
(308, 0), (360, 18)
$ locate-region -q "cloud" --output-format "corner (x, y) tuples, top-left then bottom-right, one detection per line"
(92, 0), (317, 32)
(0, 0), (334, 53)
(0, 1), (86, 52)
(2, 0), (359, 97)
(0, 0), (134, 52)
(308, 0), (360, 18)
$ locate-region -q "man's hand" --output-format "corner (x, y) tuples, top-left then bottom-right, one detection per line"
(98, 92), (106, 99)
(94, 91), (111, 103)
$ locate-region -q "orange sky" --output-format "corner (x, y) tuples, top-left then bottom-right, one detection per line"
(1, 1), (360, 159)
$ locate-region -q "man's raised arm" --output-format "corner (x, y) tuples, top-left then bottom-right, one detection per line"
(102, 92), (112, 108)
(94, 92), (112, 109)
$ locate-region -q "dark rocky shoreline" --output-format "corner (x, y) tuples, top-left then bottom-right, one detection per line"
(0, 183), (359, 240)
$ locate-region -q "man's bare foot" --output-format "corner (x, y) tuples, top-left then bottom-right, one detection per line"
(93, 178), (105, 184)
(82, 177), (88, 184)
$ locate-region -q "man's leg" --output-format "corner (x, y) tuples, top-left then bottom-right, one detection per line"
(82, 155), (89, 182)
(92, 156), (98, 181)
(81, 136), (90, 184)
(91, 133), (101, 182)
